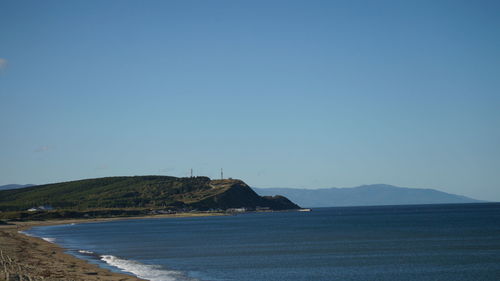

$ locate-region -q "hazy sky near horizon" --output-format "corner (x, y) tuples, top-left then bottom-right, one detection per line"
(1, 0), (499, 200)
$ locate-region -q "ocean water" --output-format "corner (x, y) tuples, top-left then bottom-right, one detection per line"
(25, 203), (500, 281)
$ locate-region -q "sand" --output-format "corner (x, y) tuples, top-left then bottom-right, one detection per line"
(0, 213), (223, 281)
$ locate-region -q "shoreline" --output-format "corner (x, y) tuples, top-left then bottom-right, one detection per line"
(0, 212), (224, 281)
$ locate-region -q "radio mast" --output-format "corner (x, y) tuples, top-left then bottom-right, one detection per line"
(221, 168), (223, 180)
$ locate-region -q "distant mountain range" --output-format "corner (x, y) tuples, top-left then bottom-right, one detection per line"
(0, 184), (35, 191)
(253, 184), (483, 207)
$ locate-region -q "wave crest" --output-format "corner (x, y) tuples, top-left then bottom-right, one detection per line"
(100, 255), (198, 281)
(78, 250), (94, 254)
(42, 237), (56, 243)
(18, 230), (34, 237)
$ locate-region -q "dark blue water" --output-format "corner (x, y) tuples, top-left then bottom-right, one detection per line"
(25, 203), (500, 281)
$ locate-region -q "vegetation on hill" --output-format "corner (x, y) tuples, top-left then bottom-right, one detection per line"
(0, 176), (299, 220)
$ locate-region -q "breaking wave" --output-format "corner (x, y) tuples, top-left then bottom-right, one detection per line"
(19, 231), (55, 244)
(41, 237), (56, 243)
(78, 250), (94, 254)
(18, 230), (34, 237)
(100, 255), (198, 281)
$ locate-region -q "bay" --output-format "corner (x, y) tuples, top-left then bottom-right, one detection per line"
(26, 203), (500, 281)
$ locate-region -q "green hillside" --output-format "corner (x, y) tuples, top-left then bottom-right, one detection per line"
(0, 176), (299, 214)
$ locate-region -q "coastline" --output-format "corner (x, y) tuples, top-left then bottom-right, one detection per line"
(0, 212), (223, 281)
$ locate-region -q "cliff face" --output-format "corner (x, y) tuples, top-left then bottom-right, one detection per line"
(0, 176), (299, 212)
(191, 179), (300, 210)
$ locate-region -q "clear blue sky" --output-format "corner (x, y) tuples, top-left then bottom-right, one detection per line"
(1, 0), (499, 201)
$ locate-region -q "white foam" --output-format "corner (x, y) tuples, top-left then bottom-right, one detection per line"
(18, 230), (34, 237)
(100, 255), (197, 281)
(19, 231), (55, 243)
(41, 237), (56, 243)
(19, 231), (56, 244)
(78, 250), (94, 254)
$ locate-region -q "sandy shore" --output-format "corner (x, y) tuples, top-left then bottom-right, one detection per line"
(0, 213), (223, 281)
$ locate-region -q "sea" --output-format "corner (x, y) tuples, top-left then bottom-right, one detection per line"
(24, 203), (500, 281)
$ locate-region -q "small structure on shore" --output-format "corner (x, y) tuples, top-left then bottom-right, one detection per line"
(226, 207), (247, 213)
(27, 205), (54, 212)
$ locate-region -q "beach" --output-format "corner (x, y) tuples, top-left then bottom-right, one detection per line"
(0, 213), (222, 281)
